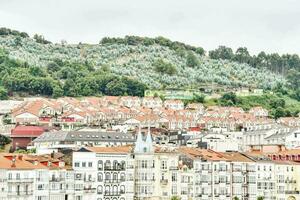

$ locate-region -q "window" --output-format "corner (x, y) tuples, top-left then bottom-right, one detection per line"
(105, 173), (110, 180)
(82, 162), (86, 167)
(88, 162), (93, 167)
(98, 173), (103, 182)
(120, 185), (125, 194)
(172, 173), (177, 182)
(74, 162), (80, 167)
(97, 186), (103, 194)
(161, 160), (167, 169)
(113, 173), (118, 181)
(98, 161), (103, 170)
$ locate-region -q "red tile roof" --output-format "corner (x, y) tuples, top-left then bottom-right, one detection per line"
(11, 126), (45, 137)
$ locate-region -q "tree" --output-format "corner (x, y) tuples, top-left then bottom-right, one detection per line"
(105, 79), (127, 96)
(219, 92), (238, 106)
(186, 51), (199, 68)
(209, 46), (234, 60)
(270, 98), (285, 109)
(153, 59), (177, 75)
(0, 134), (11, 148)
(33, 34), (51, 44)
(0, 86), (8, 100)
(257, 196), (264, 200)
(192, 93), (205, 103)
(63, 79), (78, 97)
(233, 197), (240, 200)
(52, 85), (64, 98)
(287, 69), (300, 90)
(234, 47), (251, 63)
(170, 196), (181, 200)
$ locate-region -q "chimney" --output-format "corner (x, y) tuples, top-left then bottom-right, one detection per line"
(11, 156), (16, 168)
(51, 151), (55, 159)
(18, 155), (23, 160)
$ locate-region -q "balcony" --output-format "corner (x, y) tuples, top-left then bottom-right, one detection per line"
(104, 167), (125, 171)
(104, 179), (125, 183)
(104, 192), (124, 196)
(285, 190), (300, 194)
(7, 178), (34, 183)
(50, 177), (65, 182)
(7, 191), (33, 196)
(169, 166), (178, 170)
(83, 187), (96, 193)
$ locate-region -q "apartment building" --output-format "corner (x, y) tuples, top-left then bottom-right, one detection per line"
(0, 153), (78, 200)
(2, 134), (300, 200)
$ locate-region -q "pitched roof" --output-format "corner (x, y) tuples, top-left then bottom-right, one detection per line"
(82, 145), (133, 154)
(11, 126), (45, 137)
(0, 154), (47, 170)
(178, 147), (227, 161)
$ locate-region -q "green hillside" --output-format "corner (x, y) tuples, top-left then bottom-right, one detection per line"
(0, 28), (285, 92)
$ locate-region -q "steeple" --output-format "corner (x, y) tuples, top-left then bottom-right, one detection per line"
(133, 126), (154, 154)
(134, 126), (144, 153)
(146, 126), (154, 153)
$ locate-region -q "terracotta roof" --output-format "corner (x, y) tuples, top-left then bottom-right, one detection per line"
(11, 126), (45, 137)
(178, 147), (227, 161)
(84, 145), (133, 153)
(220, 152), (255, 162)
(0, 154), (47, 169)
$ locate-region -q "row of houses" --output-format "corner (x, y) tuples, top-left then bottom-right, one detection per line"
(2, 133), (300, 200)
(4, 97), (278, 132)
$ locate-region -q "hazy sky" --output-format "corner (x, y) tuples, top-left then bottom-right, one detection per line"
(1, 0), (300, 54)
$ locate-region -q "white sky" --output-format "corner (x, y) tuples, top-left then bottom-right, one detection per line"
(1, 0), (300, 54)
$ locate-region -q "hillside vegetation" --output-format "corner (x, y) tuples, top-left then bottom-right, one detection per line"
(0, 28), (285, 92)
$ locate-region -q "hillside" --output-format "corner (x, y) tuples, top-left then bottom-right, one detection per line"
(0, 29), (285, 91)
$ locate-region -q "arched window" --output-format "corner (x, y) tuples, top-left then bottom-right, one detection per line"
(98, 173), (103, 182)
(105, 160), (111, 170)
(113, 160), (118, 170)
(120, 185), (125, 194)
(120, 173), (125, 181)
(98, 160), (103, 170)
(120, 161), (126, 170)
(105, 185), (110, 195)
(105, 172), (110, 181)
(97, 186), (103, 194)
(113, 185), (118, 195)
(113, 173), (118, 182)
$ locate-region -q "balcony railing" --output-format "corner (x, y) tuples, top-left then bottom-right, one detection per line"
(285, 190), (300, 194)
(104, 192), (124, 196)
(50, 177), (65, 182)
(160, 179), (168, 185)
(7, 191), (33, 196)
(7, 178), (34, 182)
(104, 167), (125, 171)
(169, 166), (178, 170)
(104, 179), (126, 183)
(83, 187), (96, 193)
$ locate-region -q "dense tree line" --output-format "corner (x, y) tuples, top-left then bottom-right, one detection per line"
(209, 46), (300, 76)
(218, 92), (299, 119)
(0, 27), (29, 38)
(100, 35), (205, 56)
(0, 49), (147, 98)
